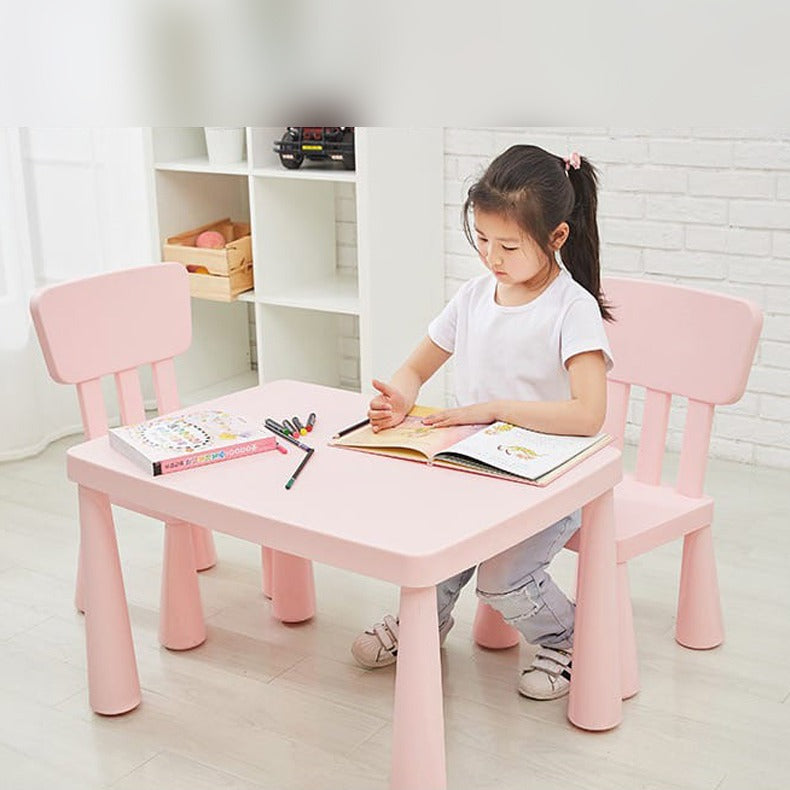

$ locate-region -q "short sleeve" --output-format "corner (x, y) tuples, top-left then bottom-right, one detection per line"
(560, 297), (614, 371)
(428, 289), (461, 354)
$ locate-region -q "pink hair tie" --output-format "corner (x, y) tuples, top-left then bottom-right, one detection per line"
(564, 152), (581, 173)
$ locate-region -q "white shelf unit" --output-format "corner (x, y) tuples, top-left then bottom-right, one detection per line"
(148, 127), (445, 403)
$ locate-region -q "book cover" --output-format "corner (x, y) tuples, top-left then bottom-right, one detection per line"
(109, 409), (278, 476)
(331, 409), (610, 486)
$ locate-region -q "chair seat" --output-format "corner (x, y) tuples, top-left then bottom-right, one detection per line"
(566, 474), (714, 563)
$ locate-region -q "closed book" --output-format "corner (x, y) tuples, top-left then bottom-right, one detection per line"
(109, 409), (277, 476)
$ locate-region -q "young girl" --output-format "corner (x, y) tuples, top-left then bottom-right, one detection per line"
(350, 144), (615, 700)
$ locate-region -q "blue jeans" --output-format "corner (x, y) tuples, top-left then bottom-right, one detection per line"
(436, 510), (581, 649)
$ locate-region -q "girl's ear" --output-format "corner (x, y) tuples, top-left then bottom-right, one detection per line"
(550, 222), (570, 250)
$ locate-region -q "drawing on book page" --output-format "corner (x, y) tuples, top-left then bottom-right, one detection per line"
(497, 444), (541, 462)
(135, 410), (257, 454)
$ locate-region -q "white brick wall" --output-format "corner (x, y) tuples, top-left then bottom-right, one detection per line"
(443, 128), (790, 470)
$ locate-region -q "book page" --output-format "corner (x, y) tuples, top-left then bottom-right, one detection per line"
(436, 422), (608, 481)
(332, 414), (483, 459)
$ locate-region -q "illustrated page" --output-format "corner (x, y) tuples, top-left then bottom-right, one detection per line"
(438, 422), (606, 479)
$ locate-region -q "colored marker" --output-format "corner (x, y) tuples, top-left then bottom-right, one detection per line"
(265, 418), (289, 436)
(275, 442), (288, 454)
(285, 447), (314, 490)
(292, 416), (307, 436)
(282, 419), (299, 438)
(265, 418), (288, 434)
(333, 417), (370, 439)
(264, 421), (313, 452)
(306, 412), (316, 432)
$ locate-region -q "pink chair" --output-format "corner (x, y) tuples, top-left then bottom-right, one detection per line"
(473, 276), (763, 700)
(30, 263), (216, 648)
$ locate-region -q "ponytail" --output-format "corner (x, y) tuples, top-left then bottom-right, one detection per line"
(563, 158), (612, 320)
(463, 145), (613, 321)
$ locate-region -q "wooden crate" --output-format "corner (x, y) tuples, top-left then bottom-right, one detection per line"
(162, 217), (253, 301)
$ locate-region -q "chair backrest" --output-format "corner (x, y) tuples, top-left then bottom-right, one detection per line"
(30, 263), (192, 440)
(601, 276), (762, 497)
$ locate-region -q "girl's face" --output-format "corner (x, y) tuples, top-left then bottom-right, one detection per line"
(473, 209), (567, 288)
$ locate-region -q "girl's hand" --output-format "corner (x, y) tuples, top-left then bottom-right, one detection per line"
(421, 402), (497, 428)
(368, 379), (409, 432)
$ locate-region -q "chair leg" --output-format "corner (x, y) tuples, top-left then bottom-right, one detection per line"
(159, 520), (207, 650)
(617, 562), (640, 699)
(78, 486), (141, 715)
(75, 540), (86, 614)
(271, 550), (315, 623)
(472, 601), (520, 649)
(190, 524), (217, 571)
(676, 525), (724, 649)
(261, 546), (273, 599)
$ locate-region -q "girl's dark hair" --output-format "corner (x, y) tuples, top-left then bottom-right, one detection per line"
(462, 145), (612, 320)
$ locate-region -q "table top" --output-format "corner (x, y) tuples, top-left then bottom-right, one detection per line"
(67, 380), (621, 587)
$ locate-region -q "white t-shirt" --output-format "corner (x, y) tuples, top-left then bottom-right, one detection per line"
(428, 268), (613, 407)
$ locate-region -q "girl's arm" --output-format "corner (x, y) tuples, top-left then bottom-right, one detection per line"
(369, 336), (451, 432)
(422, 350), (607, 437)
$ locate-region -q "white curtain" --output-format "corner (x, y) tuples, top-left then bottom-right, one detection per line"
(0, 128), (157, 460)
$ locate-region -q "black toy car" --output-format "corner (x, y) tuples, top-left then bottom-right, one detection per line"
(273, 127), (355, 170)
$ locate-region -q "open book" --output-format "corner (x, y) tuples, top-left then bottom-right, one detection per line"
(331, 407), (611, 486)
(109, 409), (279, 476)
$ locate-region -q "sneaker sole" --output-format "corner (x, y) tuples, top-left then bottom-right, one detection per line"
(517, 683), (570, 701)
(351, 646), (397, 669)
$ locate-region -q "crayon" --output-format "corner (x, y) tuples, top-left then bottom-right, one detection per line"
(264, 421), (313, 452)
(265, 418), (288, 434)
(282, 419), (299, 438)
(333, 417), (370, 439)
(285, 447), (314, 490)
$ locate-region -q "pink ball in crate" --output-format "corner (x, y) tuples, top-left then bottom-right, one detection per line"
(195, 230), (226, 249)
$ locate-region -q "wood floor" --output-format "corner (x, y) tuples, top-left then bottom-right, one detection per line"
(1, 435), (788, 789)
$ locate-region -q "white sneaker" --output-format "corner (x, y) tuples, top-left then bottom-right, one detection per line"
(518, 646), (572, 700)
(351, 614), (455, 669)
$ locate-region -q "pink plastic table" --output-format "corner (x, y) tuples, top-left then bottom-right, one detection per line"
(67, 380), (623, 790)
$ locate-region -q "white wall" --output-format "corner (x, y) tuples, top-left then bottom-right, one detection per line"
(0, 128), (158, 459)
(443, 128), (790, 469)
(1, 128), (251, 459)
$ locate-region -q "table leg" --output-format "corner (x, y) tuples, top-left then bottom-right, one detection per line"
(261, 546), (273, 599)
(159, 519), (207, 650)
(391, 585), (446, 790)
(567, 488), (621, 730)
(78, 485), (141, 715)
(270, 550), (315, 623)
(190, 523), (217, 571)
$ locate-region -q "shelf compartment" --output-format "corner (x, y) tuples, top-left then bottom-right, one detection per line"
(256, 304), (358, 390)
(252, 177), (357, 311)
(248, 126), (357, 181)
(151, 128), (248, 173)
(154, 171), (250, 250)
